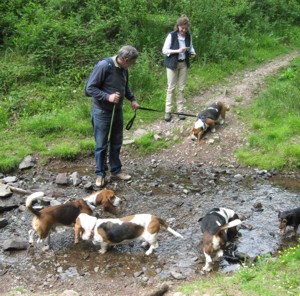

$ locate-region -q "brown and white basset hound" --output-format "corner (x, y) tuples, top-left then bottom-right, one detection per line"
(191, 101), (230, 142)
(74, 213), (183, 255)
(26, 189), (121, 247)
(199, 207), (241, 272)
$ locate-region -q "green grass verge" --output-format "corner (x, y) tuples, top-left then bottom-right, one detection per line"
(177, 239), (300, 296)
(235, 58), (300, 170)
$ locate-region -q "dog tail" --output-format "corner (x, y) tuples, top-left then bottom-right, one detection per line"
(157, 217), (184, 238)
(25, 192), (53, 217)
(216, 219), (242, 234)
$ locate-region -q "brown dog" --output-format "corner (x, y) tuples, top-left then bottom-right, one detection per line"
(191, 101), (230, 142)
(26, 189), (121, 247)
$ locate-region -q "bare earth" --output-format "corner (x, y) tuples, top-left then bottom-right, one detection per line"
(1, 51), (299, 296)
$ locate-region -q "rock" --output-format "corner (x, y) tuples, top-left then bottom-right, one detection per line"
(84, 182), (93, 189)
(55, 173), (69, 185)
(60, 290), (80, 296)
(233, 174), (244, 181)
(70, 172), (81, 186)
(123, 139), (135, 145)
(146, 283), (169, 296)
(134, 270), (144, 278)
(3, 176), (17, 183)
(170, 271), (187, 280)
(19, 155), (35, 170)
(0, 184), (12, 197)
(133, 128), (147, 138)
(3, 238), (29, 250)
(0, 202), (19, 213)
(0, 218), (8, 229)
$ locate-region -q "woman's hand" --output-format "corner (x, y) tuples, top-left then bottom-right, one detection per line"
(178, 47), (189, 53)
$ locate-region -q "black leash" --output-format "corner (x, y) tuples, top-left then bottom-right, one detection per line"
(125, 107), (196, 130)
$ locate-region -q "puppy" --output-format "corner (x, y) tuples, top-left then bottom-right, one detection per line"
(278, 207), (300, 236)
(74, 213), (183, 255)
(191, 101), (230, 142)
(199, 207), (241, 272)
(26, 189), (121, 247)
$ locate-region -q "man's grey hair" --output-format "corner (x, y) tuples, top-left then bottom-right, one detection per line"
(118, 45), (139, 61)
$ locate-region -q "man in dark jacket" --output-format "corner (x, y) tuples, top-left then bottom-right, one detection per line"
(86, 45), (139, 187)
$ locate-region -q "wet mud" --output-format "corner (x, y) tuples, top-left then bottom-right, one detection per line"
(0, 162), (299, 295)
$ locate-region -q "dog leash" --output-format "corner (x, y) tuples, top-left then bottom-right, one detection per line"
(125, 107), (196, 130)
(103, 104), (116, 175)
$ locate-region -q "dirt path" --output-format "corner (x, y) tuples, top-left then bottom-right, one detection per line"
(125, 50), (299, 168)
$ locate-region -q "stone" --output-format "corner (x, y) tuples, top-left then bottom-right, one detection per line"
(19, 155), (35, 170)
(3, 238), (29, 250)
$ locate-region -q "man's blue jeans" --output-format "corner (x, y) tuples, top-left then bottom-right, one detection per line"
(91, 106), (123, 177)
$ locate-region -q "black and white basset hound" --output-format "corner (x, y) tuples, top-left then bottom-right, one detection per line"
(191, 101), (230, 142)
(199, 207), (241, 271)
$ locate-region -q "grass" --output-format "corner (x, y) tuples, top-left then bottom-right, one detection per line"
(133, 131), (171, 154)
(177, 239), (300, 296)
(235, 59), (300, 170)
(1, 30), (300, 172)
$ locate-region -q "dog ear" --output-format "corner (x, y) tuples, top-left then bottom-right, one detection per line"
(104, 204), (117, 215)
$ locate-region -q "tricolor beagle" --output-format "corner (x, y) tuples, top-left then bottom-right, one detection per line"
(75, 213), (183, 255)
(26, 189), (121, 247)
(278, 207), (300, 236)
(199, 207), (241, 272)
(191, 101), (230, 142)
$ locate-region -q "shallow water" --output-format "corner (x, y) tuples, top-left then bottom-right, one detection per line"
(0, 165), (299, 286)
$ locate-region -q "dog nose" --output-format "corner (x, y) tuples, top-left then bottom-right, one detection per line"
(190, 134), (197, 141)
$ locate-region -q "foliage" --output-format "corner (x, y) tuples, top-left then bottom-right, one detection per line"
(1, 0), (300, 171)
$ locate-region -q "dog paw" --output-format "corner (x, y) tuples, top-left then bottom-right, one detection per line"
(141, 242), (148, 248)
(219, 119), (224, 125)
(42, 245), (50, 252)
(211, 128), (216, 133)
(145, 249), (153, 256)
(202, 266), (212, 272)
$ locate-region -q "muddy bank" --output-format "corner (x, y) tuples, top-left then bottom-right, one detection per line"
(0, 160), (299, 295)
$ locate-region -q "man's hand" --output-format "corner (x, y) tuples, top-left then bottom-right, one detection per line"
(108, 92), (120, 104)
(131, 100), (139, 110)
